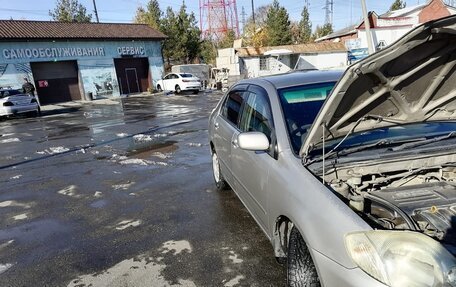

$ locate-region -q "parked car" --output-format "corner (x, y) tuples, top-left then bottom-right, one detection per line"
(208, 15), (456, 287)
(156, 73), (201, 94)
(0, 89), (40, 117)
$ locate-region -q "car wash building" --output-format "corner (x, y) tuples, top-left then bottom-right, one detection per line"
(0, 20), (166, 105)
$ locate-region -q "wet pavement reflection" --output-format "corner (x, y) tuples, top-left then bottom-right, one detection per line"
(0, 92), (284, 287)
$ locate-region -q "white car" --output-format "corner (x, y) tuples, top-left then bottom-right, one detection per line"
(156, 73), (201, 94)
(0, 89), (40, 117)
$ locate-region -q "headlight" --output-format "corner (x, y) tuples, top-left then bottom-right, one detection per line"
(345, 230), (456, 287)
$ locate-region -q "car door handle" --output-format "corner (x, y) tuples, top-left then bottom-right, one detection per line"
(214, 122), (219, 129)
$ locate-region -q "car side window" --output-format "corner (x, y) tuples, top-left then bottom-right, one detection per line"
(240, 92), (274, 141)
(221, 90), (246, 127)
(164, 74), (170, 80)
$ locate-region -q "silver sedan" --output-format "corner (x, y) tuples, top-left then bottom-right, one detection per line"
(208, 16), (456, 286)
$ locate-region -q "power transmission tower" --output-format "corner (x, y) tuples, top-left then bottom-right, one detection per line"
(305, 0), (309, 9)
(200, 0), (240, 41)
(241, 6), (247, 34)
(324, 0), (334, 25)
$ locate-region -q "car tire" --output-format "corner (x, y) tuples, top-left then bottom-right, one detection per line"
(157, 85), (162, 92)
(175, 85), (181, 94)
(211, 151), (229, 191)
(287, 227), (320, 287)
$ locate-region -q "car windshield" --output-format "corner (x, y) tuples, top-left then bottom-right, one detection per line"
(180, 73), (193, 78)
(0, 89), (21, 98)
(278, 82), (336, 154)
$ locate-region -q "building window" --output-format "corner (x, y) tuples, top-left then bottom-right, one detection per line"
(260, 56), (270, 71)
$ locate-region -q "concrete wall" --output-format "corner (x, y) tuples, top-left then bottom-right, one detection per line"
(358, 26), (411, 50)
(0, 40), (164, 98)
(216, 48), (240, 76)
(297, 52), (348, 70)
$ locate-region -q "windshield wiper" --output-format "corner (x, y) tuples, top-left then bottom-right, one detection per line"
(391, 131), (456, 152)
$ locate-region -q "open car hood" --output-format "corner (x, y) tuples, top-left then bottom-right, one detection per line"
(300, 15), (456, 158)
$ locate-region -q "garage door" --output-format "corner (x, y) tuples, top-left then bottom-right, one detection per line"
(31, 61), (81, 105)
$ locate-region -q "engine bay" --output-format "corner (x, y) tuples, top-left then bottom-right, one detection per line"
(313, 152), (456, 250)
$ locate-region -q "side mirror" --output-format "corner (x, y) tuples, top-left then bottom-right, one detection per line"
(237, 132), (269, 151)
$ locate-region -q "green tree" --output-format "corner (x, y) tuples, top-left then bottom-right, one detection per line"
(160, 3), (201, 66)
(313, 23), (333, 39)
(264, 0), (292, 46)
(390, 0), (406, 11)
(298, 6), (312, 43)
(49, 0), (91, 22)
(200, 40), (217, 65)
(218, 30), (236, 49)
(134, 0), (162, 30)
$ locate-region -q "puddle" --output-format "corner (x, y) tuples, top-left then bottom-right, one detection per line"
(127, 141), (178, 159)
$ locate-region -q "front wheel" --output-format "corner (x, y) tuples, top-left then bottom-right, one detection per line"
(212, 151), (229, 191)
(287, 227), (320, 287)
(157, 84), (162, 92)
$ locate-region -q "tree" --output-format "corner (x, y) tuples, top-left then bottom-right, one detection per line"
(134, 0), (162, 30)
(313, 23), (333, 39)
(218, 30), (236, 49)
(200, 40), (217, 65)
(264, 0), (292, 46)
(49, 0), (91, 22)
(160, 3), (201, 66)
(298, 6), (312, 43)
(390, 0), (406, 11)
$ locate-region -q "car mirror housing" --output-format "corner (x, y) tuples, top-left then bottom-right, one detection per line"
(237, 132), (270, 151)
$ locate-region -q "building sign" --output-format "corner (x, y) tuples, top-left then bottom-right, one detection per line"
(38, 80), (48, 88)
(348, 48), (369, 63)
(2, 47), (105, 60)
(117, 46), (145, 56)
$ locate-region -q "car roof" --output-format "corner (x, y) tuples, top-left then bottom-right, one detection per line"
(237, 70), (344, 90)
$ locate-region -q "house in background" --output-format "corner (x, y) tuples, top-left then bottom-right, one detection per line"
(317, 0), (456, 61)
(216, 42), (347, 79)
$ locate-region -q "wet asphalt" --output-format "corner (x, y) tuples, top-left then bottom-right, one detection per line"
(0, 92), (284, 287)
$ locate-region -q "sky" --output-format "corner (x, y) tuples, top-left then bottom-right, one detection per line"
(0, 0), (424, 31)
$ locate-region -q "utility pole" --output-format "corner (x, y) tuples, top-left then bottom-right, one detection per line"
(92, 0), (99, 23)
(361, 0), (374, 54)
(251, 0), (255, 30)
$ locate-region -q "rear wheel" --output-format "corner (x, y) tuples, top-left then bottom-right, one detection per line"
(212, 151), (228, 190)
(287, 227), (320, 287)
(175, 85), (182, 94)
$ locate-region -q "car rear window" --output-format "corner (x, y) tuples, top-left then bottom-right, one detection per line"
(278, 82), (336, 154)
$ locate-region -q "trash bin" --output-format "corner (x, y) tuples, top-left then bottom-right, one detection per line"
(216, 81), (222, 90)
(85, 92), (93, 101)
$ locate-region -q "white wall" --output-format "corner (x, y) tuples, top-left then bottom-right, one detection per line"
(216, 48), (241, 76)
(358, 26), (412, 50)
(297, 52), (347, 70)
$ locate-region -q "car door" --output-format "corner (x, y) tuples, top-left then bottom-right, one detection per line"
(162, 74), (171, 90)
(231, 85), (276, 232)
(212, 86), (248, 185)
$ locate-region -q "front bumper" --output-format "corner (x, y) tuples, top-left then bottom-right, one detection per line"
(312, 249), (387, 287)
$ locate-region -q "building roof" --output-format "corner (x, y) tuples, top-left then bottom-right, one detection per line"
(315, 25), (358, 42)
(0, 20), (167, 41)
(382, 0), (456, 17)
(236, 42), (346, 57)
